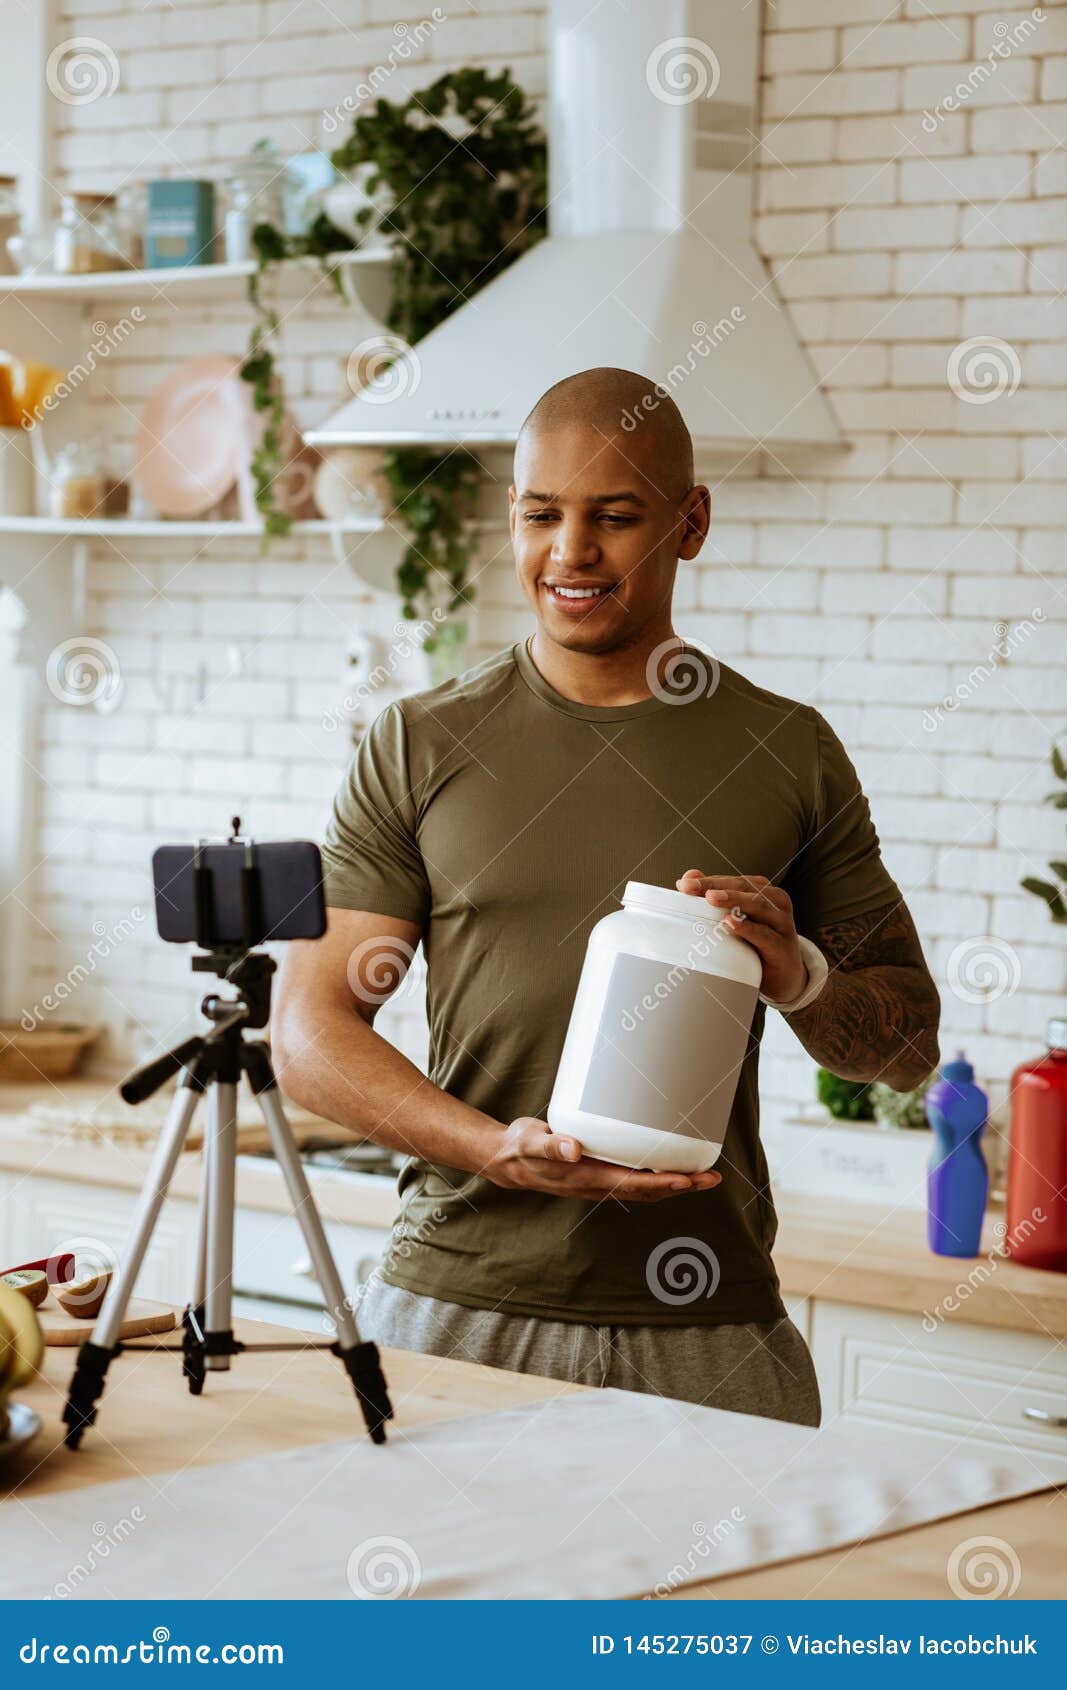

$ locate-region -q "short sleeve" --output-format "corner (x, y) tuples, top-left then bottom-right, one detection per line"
(785, 711), (902, 934)
(319, 703), (431, 926)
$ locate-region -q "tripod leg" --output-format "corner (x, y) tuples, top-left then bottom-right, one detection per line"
(63, 1075), (204, 1447)
(246, 1046), (392, 1443)
(203, 1079), (238, 1371)
(183, 1133), (212, 1395)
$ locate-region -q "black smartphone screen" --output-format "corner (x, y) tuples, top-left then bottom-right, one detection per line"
(152, 841), (327, 945)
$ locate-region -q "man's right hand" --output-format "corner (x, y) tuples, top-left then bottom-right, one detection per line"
(485, 1117), (723, 1204)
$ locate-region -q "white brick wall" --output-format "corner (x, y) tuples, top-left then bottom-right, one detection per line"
(25, 1), (1067, 1151)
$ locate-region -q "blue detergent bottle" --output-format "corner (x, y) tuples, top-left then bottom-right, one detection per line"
(925, 1051), (989, 1257)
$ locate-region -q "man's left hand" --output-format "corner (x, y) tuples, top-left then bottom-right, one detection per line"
(676, 869), (808, 1004)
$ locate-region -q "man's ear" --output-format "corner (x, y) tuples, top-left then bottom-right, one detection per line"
(507, 483), (517, 540)
(677, 485), (712, 560)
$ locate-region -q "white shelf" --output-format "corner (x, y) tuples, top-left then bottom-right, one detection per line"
(0, 515), (384, 538)
(0, 250), (390, 305)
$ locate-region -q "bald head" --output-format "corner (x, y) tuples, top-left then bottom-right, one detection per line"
(516, 367), (694, 501)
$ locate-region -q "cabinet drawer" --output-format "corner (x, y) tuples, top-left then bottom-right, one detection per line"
(232, 1204), (389, 1308)
(0, 1172), (197, 1304)
(811, 1299), (1067, 1460)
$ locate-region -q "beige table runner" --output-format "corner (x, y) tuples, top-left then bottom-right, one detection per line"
(5, 1390), (1065, 1600)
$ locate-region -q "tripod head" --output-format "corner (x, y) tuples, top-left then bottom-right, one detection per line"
(119, 949), (277, 1107)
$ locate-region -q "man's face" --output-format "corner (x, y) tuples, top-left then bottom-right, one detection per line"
(509, 425), (705, 656)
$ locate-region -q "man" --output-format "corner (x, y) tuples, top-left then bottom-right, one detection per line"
(273, 367), (941, 1428)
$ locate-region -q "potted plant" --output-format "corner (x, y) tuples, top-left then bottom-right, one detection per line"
(242, 68), (547, 667)
(769, 1068), (935, 1207)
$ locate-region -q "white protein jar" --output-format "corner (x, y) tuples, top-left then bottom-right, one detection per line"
(547, 881), (763, 1173)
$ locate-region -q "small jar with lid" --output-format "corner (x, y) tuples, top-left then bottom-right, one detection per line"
(547, 881), (763, 1172)
(222, 141), (289, 262)
(53, 192), (129, 274)
(0, 176), (20, 276)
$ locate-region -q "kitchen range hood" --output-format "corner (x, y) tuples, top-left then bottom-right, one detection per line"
(305, 0), (844, 459)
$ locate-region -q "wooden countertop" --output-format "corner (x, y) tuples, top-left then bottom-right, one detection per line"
(2, 1078), (1066, 1336)
(6, 1317), (1065, 1599)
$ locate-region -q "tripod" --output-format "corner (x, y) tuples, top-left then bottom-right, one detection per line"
(62, 943), (393, 1449)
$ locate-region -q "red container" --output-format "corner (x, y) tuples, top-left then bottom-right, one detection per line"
(1005, 1017), (1067, 1272)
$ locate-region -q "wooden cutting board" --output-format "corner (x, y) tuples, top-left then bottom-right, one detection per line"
(37, 1299), (177, 1347)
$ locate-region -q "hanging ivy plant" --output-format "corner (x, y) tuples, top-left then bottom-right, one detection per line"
(241, 66), (547, 647)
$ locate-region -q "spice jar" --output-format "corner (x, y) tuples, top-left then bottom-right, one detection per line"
(48, 443), (106, 519)
(53, 193), (129, 274)
(0, 176), (20, 276)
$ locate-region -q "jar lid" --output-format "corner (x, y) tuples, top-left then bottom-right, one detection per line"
(622, 880), (719, 924)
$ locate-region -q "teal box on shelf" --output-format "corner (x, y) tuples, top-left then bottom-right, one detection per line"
(145, 179), (215, 268)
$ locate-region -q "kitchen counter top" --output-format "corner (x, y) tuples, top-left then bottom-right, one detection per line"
(1, 1078), (1065, 1336)
(0, 1075), (398, 1228)
(7, 1316), (1065, 1599)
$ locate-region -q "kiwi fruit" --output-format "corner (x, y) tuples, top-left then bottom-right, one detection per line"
(0, 1270), (48, 1308)
(54, 1269), (112, 1320)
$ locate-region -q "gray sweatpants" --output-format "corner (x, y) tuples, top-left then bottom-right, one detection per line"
(357, 1278), (821, 1428)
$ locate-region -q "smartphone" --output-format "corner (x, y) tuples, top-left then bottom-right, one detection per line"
(152, 839), (327, 946)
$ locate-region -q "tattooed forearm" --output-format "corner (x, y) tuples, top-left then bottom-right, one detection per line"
(785, 900), (941, 1091)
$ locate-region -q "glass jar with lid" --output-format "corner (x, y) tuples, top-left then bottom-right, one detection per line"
(0, 176), (20, 276)
(222, 141), (290, 263)
(53, 192), (130, 274)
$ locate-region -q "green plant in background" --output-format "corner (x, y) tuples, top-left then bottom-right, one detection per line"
(379, 447), (480, 636)
(815, 1067), (875, 1122)
(1020, 734), (1067, 923)
(241, 67), (547, 647)
(870, 1073), (935, 1131)
(242, 215), (360, 540)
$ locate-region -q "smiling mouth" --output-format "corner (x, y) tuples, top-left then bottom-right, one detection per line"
(543, 583), (617, 606)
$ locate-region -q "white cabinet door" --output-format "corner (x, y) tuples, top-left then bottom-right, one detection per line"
(232, 1204), (389, 1311)
(0, 1171), (198, 1303)
(811, 1298), (1067, 1461)
(782, 1294), (810, 1342)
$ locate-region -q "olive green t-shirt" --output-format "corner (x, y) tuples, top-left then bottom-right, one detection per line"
(319, 639), (901, 1326)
